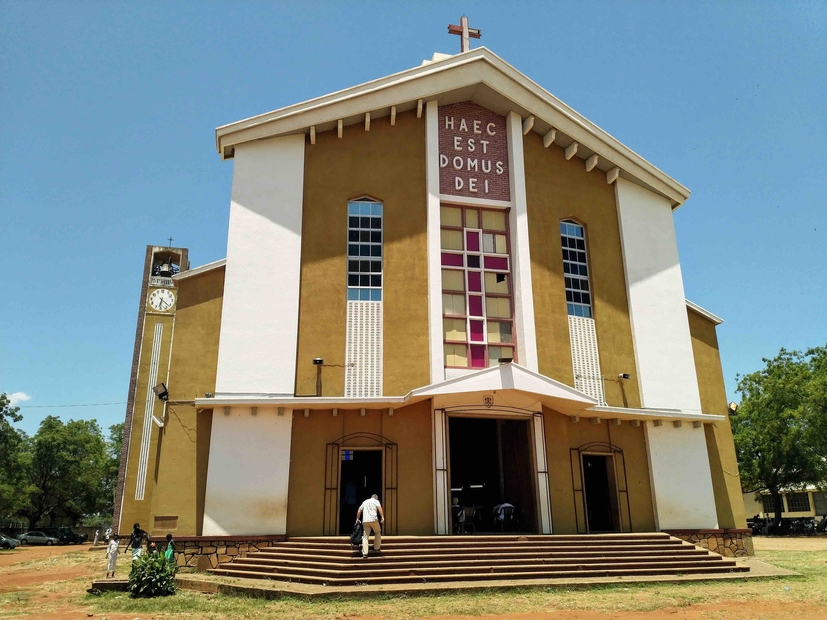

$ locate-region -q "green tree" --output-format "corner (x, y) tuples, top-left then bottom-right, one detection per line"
(22, 416), (110, 529)
(0, 393), (31, 519)
(731, 346), (827, 526)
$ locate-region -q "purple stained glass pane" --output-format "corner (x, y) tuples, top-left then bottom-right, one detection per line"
(468, 295), (483, 317)
(466, 231), (480, 252)
(441, 252), (463, 267)
(470, 320), (484, 342)
(468, 271), (482, 292)
(470, 345), (486, 368)
(484, 256), (509, 270)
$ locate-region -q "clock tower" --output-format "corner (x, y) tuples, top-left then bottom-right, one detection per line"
(114, 245), (189, 534)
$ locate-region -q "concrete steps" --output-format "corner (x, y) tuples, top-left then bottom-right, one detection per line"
(208, 534), (747, 586)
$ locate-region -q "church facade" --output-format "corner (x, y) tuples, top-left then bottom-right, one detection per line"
(114, 48), (746, 544)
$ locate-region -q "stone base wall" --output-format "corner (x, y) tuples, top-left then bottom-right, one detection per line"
(149, 535), (286, 572)
(665, 529), (753, 557)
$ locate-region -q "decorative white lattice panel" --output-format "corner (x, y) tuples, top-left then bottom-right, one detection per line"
(568, 315), (605, 404)
(345, 301), (383, 397)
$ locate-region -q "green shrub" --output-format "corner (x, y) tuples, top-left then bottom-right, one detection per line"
(128, 552), (176, 598)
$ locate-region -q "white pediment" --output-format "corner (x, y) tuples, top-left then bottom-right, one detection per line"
(215, 48), (689, 207)
(409, 363), (597, 416)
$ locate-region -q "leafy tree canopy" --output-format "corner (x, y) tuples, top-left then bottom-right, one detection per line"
(0, 393), (31, 518)
(732, 345), (827, 524)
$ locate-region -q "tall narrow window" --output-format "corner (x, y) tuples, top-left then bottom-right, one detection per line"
(561, 220), (592, 318)
(562, 219), (604, 404)
(440, 205), (515, 369)
(347, 199), (383, 301)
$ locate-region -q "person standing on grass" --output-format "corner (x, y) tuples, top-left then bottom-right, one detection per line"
(355, 494), (384, 559)
(104, 526), (112, 543)
(93, 529), (100, 546)
(164, 533), (176, 572)
(124, 522), (147, 562)
(105, 535), (119, 578)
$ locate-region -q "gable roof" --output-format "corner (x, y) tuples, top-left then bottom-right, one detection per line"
(216, 47), (690, 207)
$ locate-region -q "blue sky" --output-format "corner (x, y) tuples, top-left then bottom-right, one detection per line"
(2, 1), (825, 435)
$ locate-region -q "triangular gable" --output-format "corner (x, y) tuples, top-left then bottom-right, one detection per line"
(409, 363), (597, 415)
(215, 47), (689, 207)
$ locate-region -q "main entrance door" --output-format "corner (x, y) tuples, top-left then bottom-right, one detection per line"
(338, 450), (382, 534)
(448, 417), (536, 533)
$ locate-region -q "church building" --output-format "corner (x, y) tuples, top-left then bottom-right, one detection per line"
(114, 40), (747, 550)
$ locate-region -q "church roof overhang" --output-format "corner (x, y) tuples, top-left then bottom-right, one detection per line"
(172, 258), (226, 281)
(686, 299), (724, 325)
(195, 363), (724, 422)
(215, 47), (690, 208)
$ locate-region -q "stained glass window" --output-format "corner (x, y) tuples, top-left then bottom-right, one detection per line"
(440, 206), (515, 368)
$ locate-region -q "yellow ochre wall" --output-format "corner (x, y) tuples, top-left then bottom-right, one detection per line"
(543, 410), (656, 534)
(120, 267), (225, 537)
(522, 133), (641, 408)
(296, 110), (430, 397)
(286, 400), (434, 536)
(687, 309), (747, 529)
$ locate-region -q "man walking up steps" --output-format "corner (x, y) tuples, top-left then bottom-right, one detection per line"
(355, 494), (384, 558)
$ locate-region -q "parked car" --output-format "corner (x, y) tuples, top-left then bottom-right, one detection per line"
(0, 533), (20, 549)
(17, 531), (60, 546)
(41, 527), (87, 545)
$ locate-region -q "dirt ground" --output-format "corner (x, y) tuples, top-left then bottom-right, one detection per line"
(0, 537), (825, 619)
(0, 543), (97, 568)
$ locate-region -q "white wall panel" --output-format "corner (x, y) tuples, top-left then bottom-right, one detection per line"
(615, 178), (700, 411)
(345, 301), (383, 397)
(644, 424), (719, 529)
(615, 177), (717, 529)
(506, 112), (539, 372)
(425, 101), (445, 383)
(215, 135), (305, 395)
(202, 408), (293, 535)
(568, 315), (604, 404)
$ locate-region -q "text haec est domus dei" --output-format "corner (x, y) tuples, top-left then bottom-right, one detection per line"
(438, 102), (510, 202)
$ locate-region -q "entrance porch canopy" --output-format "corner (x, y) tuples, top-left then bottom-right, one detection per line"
(195, 363), (725, 423)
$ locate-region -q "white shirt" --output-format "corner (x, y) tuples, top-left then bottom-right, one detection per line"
(359, 498), (382, 523)
(106, 538), (119, 557)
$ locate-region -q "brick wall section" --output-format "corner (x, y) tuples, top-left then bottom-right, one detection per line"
(149, 535), (286, 572)
(438, 101), (510, 201)
(666, 529), (754, 558)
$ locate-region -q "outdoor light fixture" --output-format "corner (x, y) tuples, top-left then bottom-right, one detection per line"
(728, 401), (739, 415)
(152, 383), (169, 402)
(313, 358), (324, 397)
(498, 357), (513, 364)
(618, 373), (631, 380)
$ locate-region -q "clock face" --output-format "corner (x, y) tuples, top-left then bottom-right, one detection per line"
(148, 289), (175, 312)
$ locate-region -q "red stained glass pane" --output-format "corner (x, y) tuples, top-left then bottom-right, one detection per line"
(468, 271), (481, 292)
(441, 253), (463, 267)
(466, 231), (480, 252)
(470, 345), (486, 368)
(470, 320), (484, 342)
(484, 256), (508, 270)
(468, 295), (483, 317)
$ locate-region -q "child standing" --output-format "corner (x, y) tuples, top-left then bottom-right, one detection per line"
(105, 536), (119, 578)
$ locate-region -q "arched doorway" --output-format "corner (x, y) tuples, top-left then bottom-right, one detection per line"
(323, 432), (398, 536)
(570, 442), (632, 533)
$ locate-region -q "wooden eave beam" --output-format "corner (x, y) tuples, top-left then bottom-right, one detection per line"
(565, 142), (579, 160)
(543, 129), (556, 148)
(522, 115), (534, 135)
